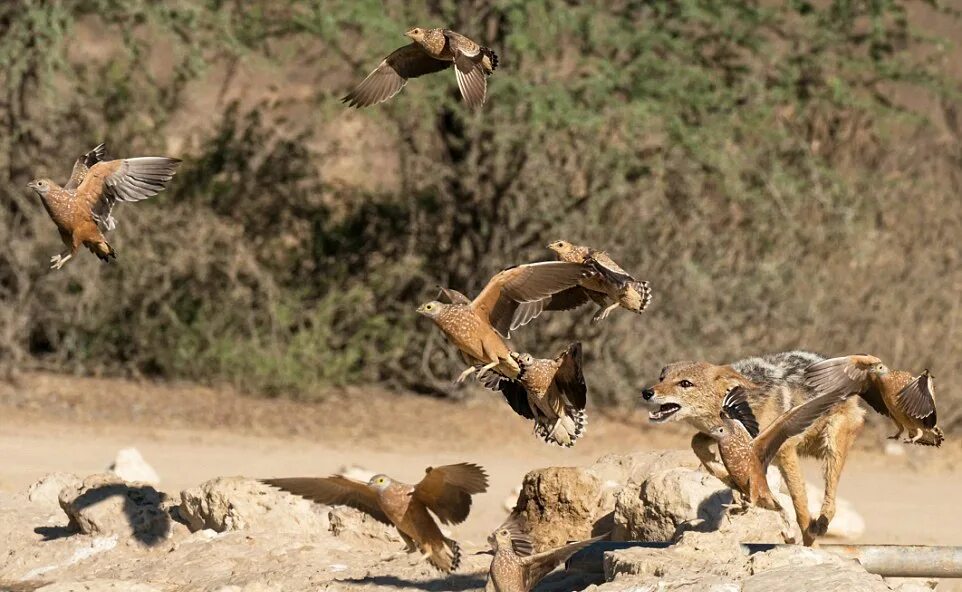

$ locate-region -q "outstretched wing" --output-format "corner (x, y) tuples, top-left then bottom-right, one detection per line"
(260, 476), (389, 524)
(753, 391), (848, 469)
(522, 533), (609, 587)
(481, 372), (536, 419)
(510, 287), (594, 332)
(473, 262), (592, 337)
(491, 514), (535, 556)
(895, 370), (938, 428)
(414, 463), (489, 525)
(437, 286), (472, 305)
(586, 250), (634, 287)
(342, 44), (450, 108)
(76, 157), (181, 232)
(65, 143), (107, 190)
(720, 386), (759, 438)
(445, 31), (488, 108)
(804, 355), (889, 417)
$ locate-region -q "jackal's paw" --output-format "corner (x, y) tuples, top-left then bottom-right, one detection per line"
(807, 515), (830, 537)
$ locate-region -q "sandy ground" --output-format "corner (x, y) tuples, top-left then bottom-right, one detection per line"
(1, 372), (961, 588)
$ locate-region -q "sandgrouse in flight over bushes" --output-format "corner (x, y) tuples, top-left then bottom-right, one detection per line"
(418, 262), (594, 384)
(343, 27), (498, 108)
(510, 241), (652, 327)
(262, 463), (488, 573)
(26, 143), (181, 269)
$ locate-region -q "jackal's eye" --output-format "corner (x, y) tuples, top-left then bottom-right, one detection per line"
(677, 379), (694, 388)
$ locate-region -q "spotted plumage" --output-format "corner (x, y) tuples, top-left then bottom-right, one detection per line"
(418, 262), (594, 384)
(482, 343), (588, 447)
(711, 386), (848, 510)
(343, 27), (498, 109)
(511, 241), (651, 328)
(26, 143), (181, 269)
(262, 463), (487, 573)
(805, 355), (944, 446)
(485, 515), (606, 592)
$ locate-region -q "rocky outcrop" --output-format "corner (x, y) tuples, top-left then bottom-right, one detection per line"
(58, 473), (172, 545)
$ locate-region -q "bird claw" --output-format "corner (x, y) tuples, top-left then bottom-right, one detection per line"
(49, 254), (71, 270)
(455, 366), (478, 384)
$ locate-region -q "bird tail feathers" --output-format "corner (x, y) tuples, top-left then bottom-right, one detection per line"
(481, 47), (499, 73)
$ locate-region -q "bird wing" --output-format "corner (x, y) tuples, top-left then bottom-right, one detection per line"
(553, 342), (588, 410)
(65, 143), (107, 190)
(260, 476), (390, 524)
(895, 371), (938, 427)
(492, 514), (535, 556)
(720, 386), (760, 438)
(472, 262), (591, 337)
(804, 355), (889, 417)
(522, 533), (608, 587)
(586, 250), (634, 287)
(414, 463), (489, 525)
(509, 287), (593, 332)
(444, 31), (488, 109)
(342, 43), (450, 108)
(437, 286), (472, 305)
(75, 157), (180, 233)
(752, 392), (847, 469)
(480, 373), (536, 419)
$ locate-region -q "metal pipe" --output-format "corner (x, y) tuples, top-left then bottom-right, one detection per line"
(566, 542), (962, 578)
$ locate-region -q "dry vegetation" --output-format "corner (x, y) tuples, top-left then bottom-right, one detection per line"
(1, 1), (961, 430)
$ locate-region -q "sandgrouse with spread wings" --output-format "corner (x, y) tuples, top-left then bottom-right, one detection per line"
(482, 342), (588, 447)
(26, 143), (180, 269)
(343, 27), (498, 109)
(710, 386), (847, 510)
(485, 516), (606, 592)
(511, 241), (651, 328)
(805, 355), (943, 446)
(262, 463), (488, 573)
(418, 262), (594, 383)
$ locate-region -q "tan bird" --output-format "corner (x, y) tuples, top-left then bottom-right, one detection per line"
(709, 386), (847, 510)
(481, 342), (588, 447)
(261, 463), (488, 573)
(805, 355), (943, 446)
(417, 262), (594, 383)
(485, 516), (606, 592)
(511, 241), (651, 327)
(343, 27), (498, 109)
(26, 143), (181, 269)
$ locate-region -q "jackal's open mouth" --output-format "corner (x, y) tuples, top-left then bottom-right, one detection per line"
(649, 403), (681, 422)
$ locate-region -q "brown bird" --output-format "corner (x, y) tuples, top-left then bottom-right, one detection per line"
(485, 515), (606, 592)
(709, 386), (847, 510)
(805, 355), (943, 446)
(512, 241), (652, 328)
(343, 27), (498, 109)
(481, 342), (588, 447)
(26, 143), (181, 269)
(417, 262), (594, 383)
(262, 463), (488, 573)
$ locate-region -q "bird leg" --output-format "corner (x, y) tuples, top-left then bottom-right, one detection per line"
(904, 429), (922, 444)
(49, 252), (73, 270)
(455, 365), (481, 384)
(474, 361), (500, 379)
(722, 490), (751, 514)
(592, 302), (620, 323)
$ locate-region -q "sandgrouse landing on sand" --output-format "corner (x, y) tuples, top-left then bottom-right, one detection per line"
(485, 515), (607, 592)
(343, 27), (498, 109)
(710, 386), (847, 511)
(805, 355), (944, 446)
(482, 342), (588, 447)
(417, 262), (594, 383)
(26, 143), (181, 269)
(511, 241), (651, 327)
(262, 463), (488, 573)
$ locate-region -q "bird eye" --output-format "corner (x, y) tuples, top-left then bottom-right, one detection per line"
(678, 380), (694, 388)
(38, 181), (45, 187)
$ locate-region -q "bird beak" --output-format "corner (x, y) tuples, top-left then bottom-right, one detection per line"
(415, 304), (428, 316)
(26, 181), (36, 190)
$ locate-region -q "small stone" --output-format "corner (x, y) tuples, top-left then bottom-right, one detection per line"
(108, 448), (160, 485)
